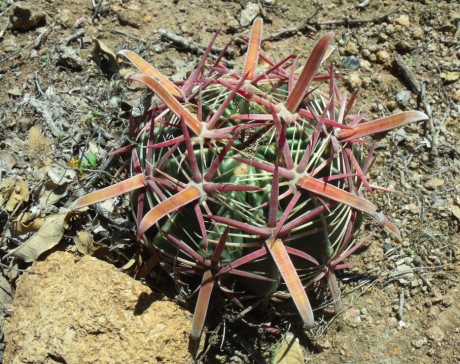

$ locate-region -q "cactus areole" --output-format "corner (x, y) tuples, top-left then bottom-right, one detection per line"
(72, 18), (428, 346)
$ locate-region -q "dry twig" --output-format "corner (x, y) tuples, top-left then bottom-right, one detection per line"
(393, 53), (437, 153)
(393, 53), (422, 94)
(397, 289), (405, 320)
(263, 5), (403, 42)
(315, 5), (402, 26)
(158, 29), (234, 57)
(92, 0), (104, 22)
(108, 29), (148, 43)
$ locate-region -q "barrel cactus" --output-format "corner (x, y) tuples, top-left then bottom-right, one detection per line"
(71, 18), (427, 348)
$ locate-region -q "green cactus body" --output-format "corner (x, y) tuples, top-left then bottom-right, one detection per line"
(133, 73), (356, 299)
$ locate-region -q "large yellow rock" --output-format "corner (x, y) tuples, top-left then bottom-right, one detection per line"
(5, 252), (193, 364)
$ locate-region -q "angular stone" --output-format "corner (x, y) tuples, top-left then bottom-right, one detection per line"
(344, 73), (362, 90)
(239, 2), (260, 27)
(425, 326), (445, 342)
(54, 45), (83, 71)
(117, 11), (140, 28)
(395, 40), (413, 53)
(346, 42), (359, 55)
(343, 55), (361, 70)
(389, 264), (414, 279)
(424, 178), (444, 189)
(395, 14), (410, 27)
(342, 308), (361, 328)
(450, 205), (460, 221)
(376, 50), (391, 64)
(411, 337), (427, 348)
(4, 252), (193, 364)
(396, 90), (412, 107)
(452, 89), (460, 103)
(10, 3), (46, 31)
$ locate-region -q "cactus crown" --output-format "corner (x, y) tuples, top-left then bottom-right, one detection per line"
(71, 18), (427, 348)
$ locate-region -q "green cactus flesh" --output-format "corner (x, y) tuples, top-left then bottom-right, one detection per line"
(133, 77), (360, 298)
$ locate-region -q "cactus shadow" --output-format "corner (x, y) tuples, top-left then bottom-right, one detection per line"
(133, 291), (162, 316)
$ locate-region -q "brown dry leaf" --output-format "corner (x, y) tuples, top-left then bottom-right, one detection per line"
(0, 274), (12, 309)
(12, 210), (83, 263)
(12, 213), (45, 235)
(5, 180), (29, 212)
(440, 71), (460, 82)
(122, 258), (137, 271)
(0, 275), (13, 314)
(4, 261), (20, 281)
(272, 333), (305, 364)
(92, 38), (120, 74)
(119, 68), (146, 91)
(0, 178), (16, 206)
(76, 231), (98, 255)
(0, 151), (17, 170)
(28, 126), (51, 167)
(119, 67), (137, 80)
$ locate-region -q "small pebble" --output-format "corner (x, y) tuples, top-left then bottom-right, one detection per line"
(442, 296), (453, 307)
(239, 2), (260, 27)
(378, 33), (388, 43)
(387, 100), (398, 111)
(413, 256), (423, 266)
(424, 178), (444, 189)
(410, 279), (420, 288)
(10, 3), (46, 31)
(153, 44), (163, 53)
(450, 205), (460, 221)
(385, 24), (395, 35)
(342, 308), (361, 327)
(343, 55), (361, 70)
(403, 257), (413, 265)
(344, 73), (362, 90)
(412, 27), (424, 39)
(7, 88), (21, 97)
(395, 14), (410, 27)
(82, 36), (92, 46)
(398, 278), (409, 286)
(383, 243), (393, 254)
(390, 264), (414, 279)
(453, 89), (460, 103)
(425, 326), (445, 342)
(108, 96), (120, 109)
(117, 11), (139, 28)
(395, 40), (413, 53)
(360, 59), (371, 70)
(376, 50), (391, 64)
(371, 102), (384, 112)
(395, 90), (412, 107)
(412, 338), (427, 348)
(57, 9), (72, 28)
(346, 42), (359, 55)
(318, 339), (332, 349)
(361, 76), (372, 89)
